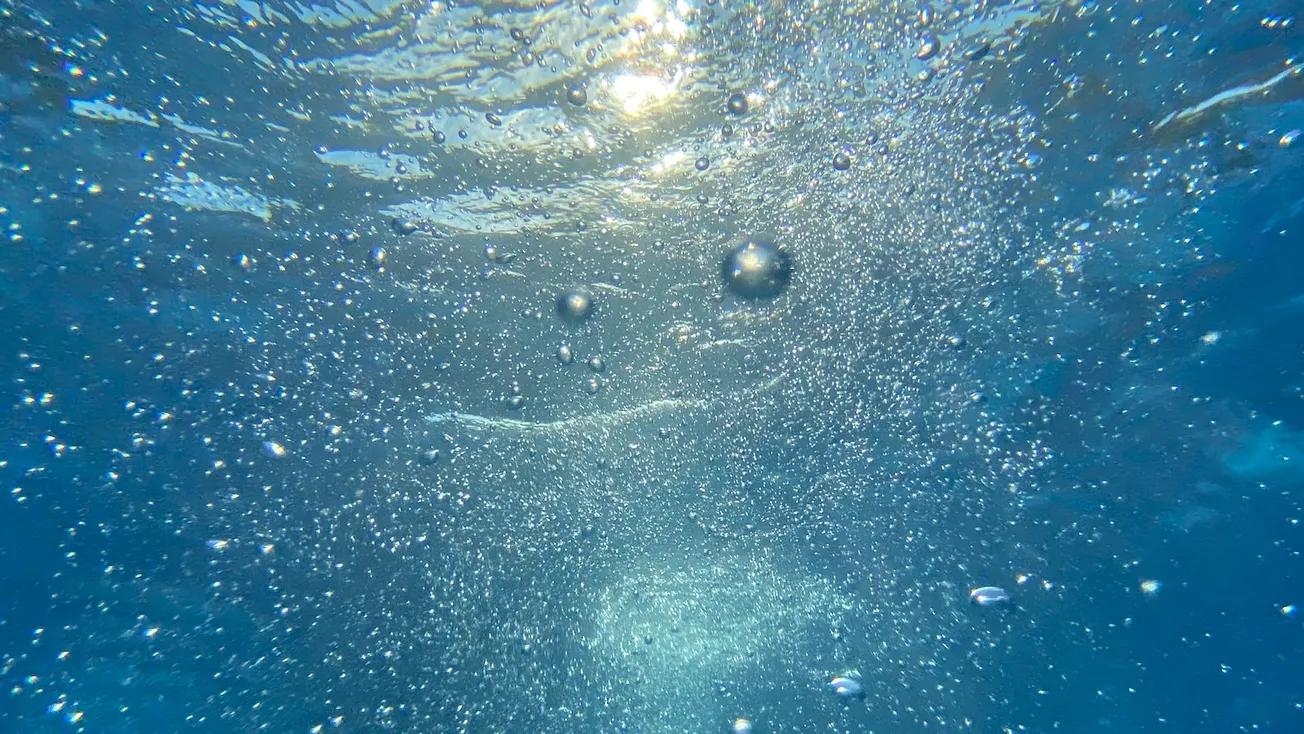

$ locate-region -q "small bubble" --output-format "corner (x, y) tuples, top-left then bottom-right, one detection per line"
(1282, 129), (1301, 148)
(587, 355), (606, 373)
(263, 441), (287, 458)
(832, 150), (852, 170)
(695, 156), (710, 171)
(557, 287), (595, 323)
(969, 586), (1009, 606)
(916, 35), (941, 60)
(726, 92), (748, 115)
(567, 85), (588, 106)
(963, 41), (991, 61)
(485, 112), (503, 127)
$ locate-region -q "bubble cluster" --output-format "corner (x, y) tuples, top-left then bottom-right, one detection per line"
(2, 0), (1289, 732)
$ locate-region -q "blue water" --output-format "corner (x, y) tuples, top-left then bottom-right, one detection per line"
(2, 0), (1303, 731)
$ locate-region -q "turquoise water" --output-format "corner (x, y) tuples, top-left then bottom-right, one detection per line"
(1, 0), (1302, 731)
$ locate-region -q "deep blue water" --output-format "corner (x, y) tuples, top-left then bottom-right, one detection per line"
(2, 0), (1303, 731)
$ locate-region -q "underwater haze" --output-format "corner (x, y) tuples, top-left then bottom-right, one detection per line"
(1, 0), (1303, 731)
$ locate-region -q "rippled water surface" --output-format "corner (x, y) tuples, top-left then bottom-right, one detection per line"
(1, 0), (1303, 730)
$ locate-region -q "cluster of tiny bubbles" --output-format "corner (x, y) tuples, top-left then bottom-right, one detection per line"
(8, 0), (1274, 729)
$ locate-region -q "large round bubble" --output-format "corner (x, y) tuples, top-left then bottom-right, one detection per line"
(556, 287), (596, 322)
(721, 238), (793, 300)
